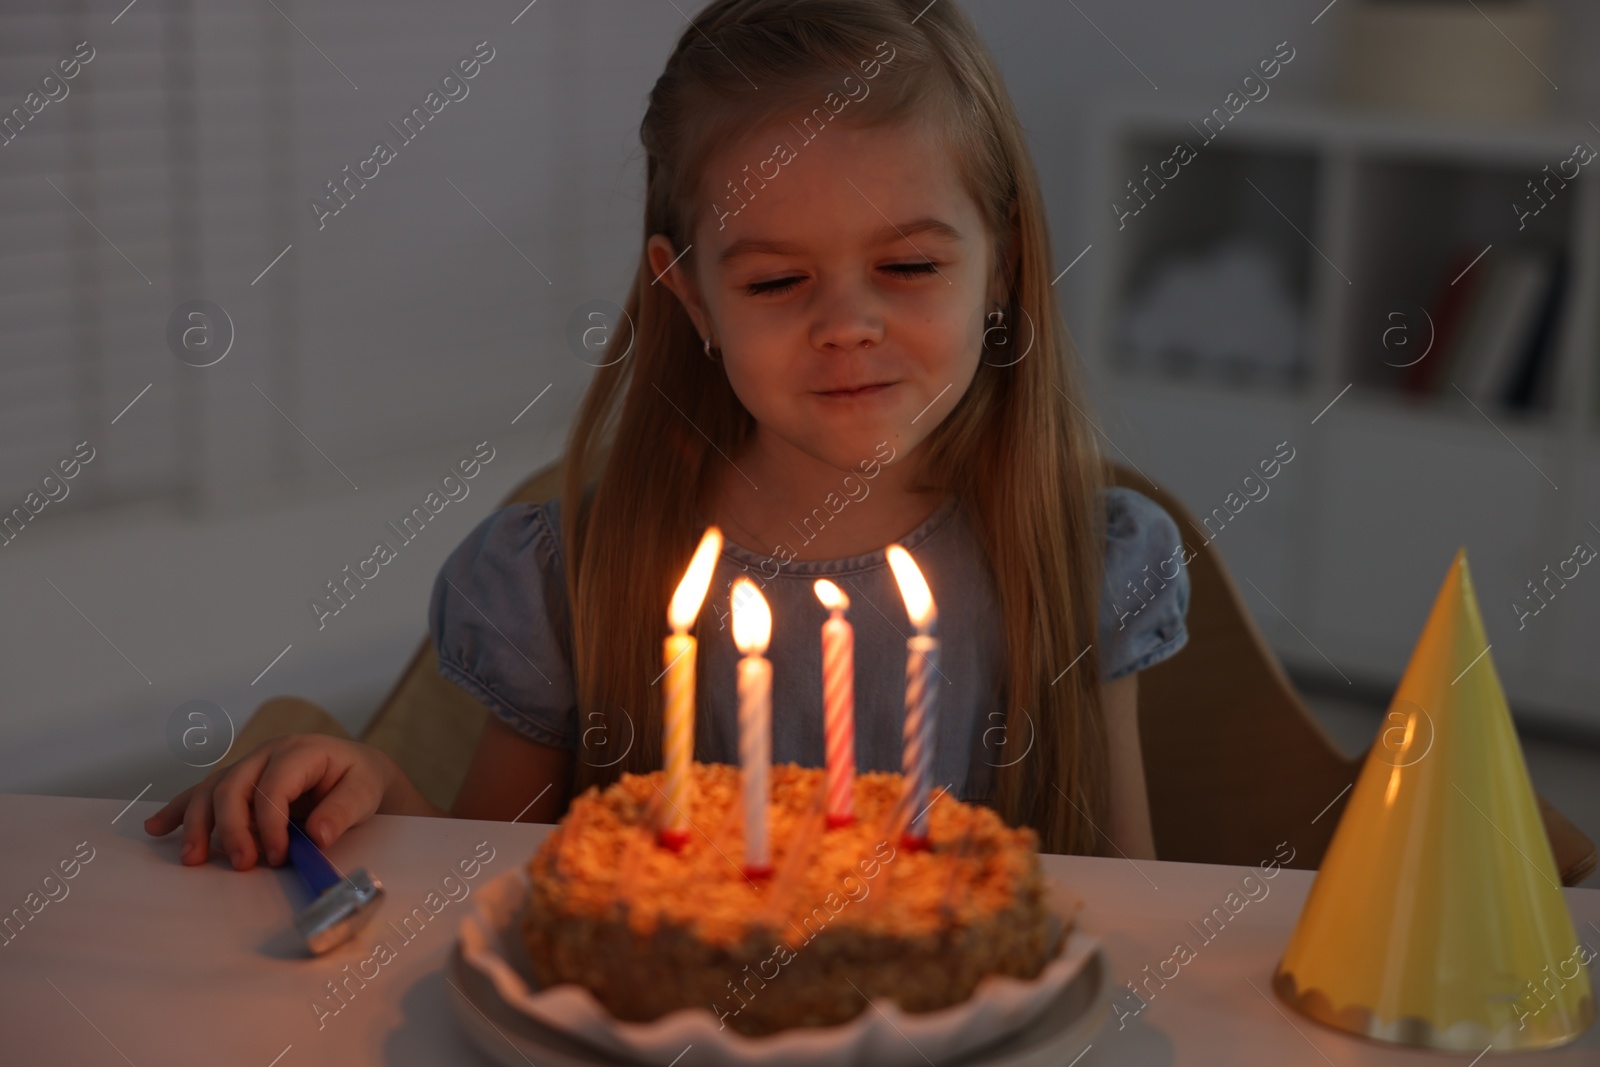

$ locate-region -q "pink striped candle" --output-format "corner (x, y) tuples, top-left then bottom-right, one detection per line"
(731, 577), (773, 879)
(886, 545), (938, 851)
(813, 579), (856, 828)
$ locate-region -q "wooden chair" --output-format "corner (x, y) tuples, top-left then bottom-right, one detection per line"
(225, 460), (1598, 885)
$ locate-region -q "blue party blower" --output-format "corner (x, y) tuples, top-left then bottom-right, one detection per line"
(287, 815), (385, 955)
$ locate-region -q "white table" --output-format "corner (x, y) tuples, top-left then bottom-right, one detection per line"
(1, 792), (1595, 1065)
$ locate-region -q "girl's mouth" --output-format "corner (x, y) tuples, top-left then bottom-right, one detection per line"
(816, 382), (894, 400)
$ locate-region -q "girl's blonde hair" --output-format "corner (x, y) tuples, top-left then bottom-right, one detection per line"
(562, 0), (1111, 855)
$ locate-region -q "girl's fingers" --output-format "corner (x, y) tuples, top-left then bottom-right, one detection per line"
(141, 736), (380, 869)
(253, 744), (340, 866)
(179, 786), (216, 866)
(211, 749), (274, 869)
(301, 755), (385, 853)
(143, 783), (197, 836)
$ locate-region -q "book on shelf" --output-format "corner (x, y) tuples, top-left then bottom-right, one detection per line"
(1419, 246), (1563, 413)
(1404, 245), (1485, 397)
(1501, 250), (1568, 412)
(1458, 249), (1552, 404)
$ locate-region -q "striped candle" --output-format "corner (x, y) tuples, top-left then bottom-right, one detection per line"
(813, 579), (856, 828)
(901, 633), (939, 844)
(660, 526), (723, 851)
(731, 577), (773, 878)
(886, 545), (938, 850)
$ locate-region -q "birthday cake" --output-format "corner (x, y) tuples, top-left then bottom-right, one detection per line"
(521, 760), (1060, 1037)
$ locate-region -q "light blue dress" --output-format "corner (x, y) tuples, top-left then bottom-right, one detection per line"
(428, 487), (1190, 803)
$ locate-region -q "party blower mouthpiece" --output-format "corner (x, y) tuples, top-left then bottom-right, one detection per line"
(288, 816), (384, 955)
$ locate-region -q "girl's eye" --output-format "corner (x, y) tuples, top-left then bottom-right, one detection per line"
(742, 262), (939, 297)
(745, 276), (802, 296)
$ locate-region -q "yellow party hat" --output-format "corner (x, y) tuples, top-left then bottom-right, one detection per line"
(1274, 548), (1596, 1051)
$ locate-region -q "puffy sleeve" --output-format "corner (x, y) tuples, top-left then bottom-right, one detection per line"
(428, 498), (577, 749)
(1097, 486), (1191, 681)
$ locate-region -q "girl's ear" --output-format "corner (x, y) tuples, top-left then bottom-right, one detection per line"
(647, 233), (713, 338)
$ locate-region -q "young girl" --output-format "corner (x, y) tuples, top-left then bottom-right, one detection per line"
(146, 0), (1188, 870)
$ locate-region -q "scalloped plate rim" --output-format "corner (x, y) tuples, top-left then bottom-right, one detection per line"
(457, 865), (1098, 1065)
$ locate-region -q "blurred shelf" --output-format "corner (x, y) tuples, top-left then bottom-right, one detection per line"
(1084, 98), (1600, 733)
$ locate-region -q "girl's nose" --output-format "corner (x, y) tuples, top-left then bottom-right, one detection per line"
(809, 292), (885, 352)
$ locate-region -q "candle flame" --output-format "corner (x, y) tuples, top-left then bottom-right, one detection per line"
(813, 578), (849, 612)
(886, 544), (936, 630)
(669, 526), (723, 631)
(731, 576), (772, 654)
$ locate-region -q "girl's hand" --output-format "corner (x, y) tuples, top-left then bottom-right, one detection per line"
(142, 734), (398, 870)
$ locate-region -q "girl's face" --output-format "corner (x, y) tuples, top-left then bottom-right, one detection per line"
(650, 116), (1004, 473)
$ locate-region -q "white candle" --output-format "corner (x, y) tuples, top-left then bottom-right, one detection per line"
(887, 545), (939, 849)
(731, 577), (773, 878)
(661, 526), (723, 851)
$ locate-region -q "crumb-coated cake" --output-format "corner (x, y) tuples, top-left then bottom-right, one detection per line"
(521, 761), (1062, 1037)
